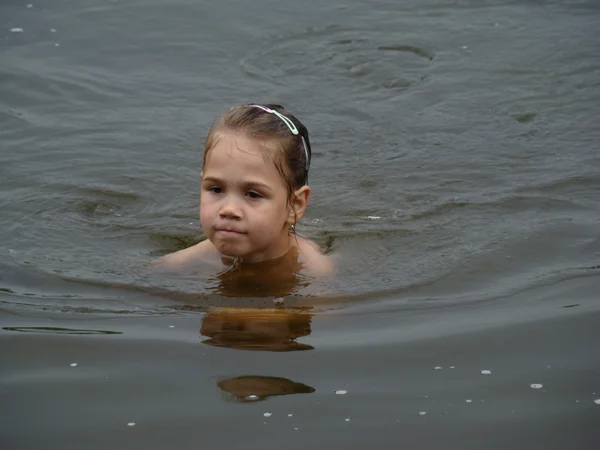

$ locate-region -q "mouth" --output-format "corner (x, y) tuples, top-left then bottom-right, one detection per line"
(215, 228), (246, 236)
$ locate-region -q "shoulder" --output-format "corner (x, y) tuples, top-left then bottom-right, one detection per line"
(157, 240), (220, 271)
(296, 236), (335, 277)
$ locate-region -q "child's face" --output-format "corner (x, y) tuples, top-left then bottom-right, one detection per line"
(200, 132), (293, 262)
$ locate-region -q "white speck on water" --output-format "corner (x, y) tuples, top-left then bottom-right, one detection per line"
(594, 399), (600, 405)
(50, 28), (57, 33)
(481, 369), (491, 375)
(127, 422), (135, 427)
(9, 249), (17, 255)
(263, 412), (272, 417)
(27, 4), (33, 8)
(530, 384), (543, 389)
(334, 390), (347, 395)
(345, 417), (351, 422)
(576, 400), (580, 403)
(434, 366), (442, 370)
(273, 297), (284, 305)
(246, 395), (259, 401)
(70, 363), (77, 367)
(462, 46), (468, 49)
(287, 413), (293, 417)
(450, 366), (455, 369)
(419, 411), (427, 416)
(294, 427), (299, 431)
(466, 399), (472, 403)
(11, 28), (24, 33)
(168, 325), (175, 328)
(54, 43), (60, 47)
(366, 216), (382, 220)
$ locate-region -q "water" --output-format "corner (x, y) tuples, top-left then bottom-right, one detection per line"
(1, 0), (599, 448)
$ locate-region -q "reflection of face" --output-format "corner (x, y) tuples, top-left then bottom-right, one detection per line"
(200, 132), (292, 263)
(218, 375), (315, 402)
(200, 309), (313, 351)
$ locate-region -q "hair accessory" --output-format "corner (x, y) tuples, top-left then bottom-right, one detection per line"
(248, 104), (311, 173)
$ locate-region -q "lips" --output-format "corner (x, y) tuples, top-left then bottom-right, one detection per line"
(215, 228), (246, 235)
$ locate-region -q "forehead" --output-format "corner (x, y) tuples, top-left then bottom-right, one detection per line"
(204, 132), (279, 175)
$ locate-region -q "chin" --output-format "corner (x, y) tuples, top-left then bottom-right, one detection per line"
(216, 243), (247, 258)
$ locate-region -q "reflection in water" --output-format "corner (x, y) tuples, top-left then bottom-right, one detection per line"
(200, 308), (313, 351)
(218, 375), (315, 402)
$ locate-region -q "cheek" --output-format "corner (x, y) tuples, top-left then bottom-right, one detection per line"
(199, 198), (213, 226)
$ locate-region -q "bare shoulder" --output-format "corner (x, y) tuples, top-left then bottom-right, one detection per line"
(296, 236), (335, 277)
(157, 240), (220, 271)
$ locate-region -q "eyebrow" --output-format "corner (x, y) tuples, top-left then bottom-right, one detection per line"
(202, 176), (273, 192)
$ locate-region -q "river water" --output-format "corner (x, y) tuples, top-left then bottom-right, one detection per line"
(1, 0), (599, 448)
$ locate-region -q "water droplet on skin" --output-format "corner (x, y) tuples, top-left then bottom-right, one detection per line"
(334, 390), (347, 395)
(127, 422), (135, 427)
(481, 369), (491, 375)
(70, 363), (77, 367)
(530, 384), (543, 389)
(263, 412), (272, 417)
(419, 411), (427, 416)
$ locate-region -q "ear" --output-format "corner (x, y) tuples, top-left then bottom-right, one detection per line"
(287, 185), (311, 224)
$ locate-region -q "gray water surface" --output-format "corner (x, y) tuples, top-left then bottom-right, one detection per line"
(1, 0), (599, 449)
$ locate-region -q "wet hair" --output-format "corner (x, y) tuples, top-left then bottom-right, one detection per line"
(203, 104), (312, 198)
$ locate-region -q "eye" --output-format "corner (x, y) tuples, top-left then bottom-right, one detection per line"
(247, 190), (263, 199)
(207, 186), (224, 194)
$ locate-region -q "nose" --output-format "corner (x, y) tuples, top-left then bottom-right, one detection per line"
(219, 195), (242, 220)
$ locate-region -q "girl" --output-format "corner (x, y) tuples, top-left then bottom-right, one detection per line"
(161, 104), (333, 283)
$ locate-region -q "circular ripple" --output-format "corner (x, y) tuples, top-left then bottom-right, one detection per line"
(240, 26), (434, 94)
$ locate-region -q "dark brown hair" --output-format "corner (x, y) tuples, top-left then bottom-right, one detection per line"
(203, 104), (312, 199)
